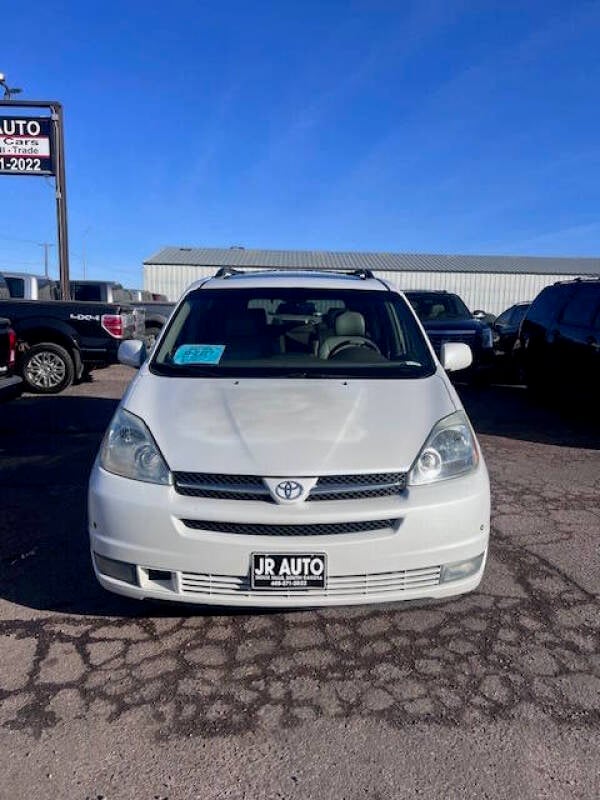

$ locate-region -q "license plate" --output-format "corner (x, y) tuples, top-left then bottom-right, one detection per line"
(251, 553), (327, 590)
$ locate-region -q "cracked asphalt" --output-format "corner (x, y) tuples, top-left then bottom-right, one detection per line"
(0, 366), (598, 799)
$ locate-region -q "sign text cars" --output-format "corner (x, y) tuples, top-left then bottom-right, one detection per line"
(0, 117), (54, 175)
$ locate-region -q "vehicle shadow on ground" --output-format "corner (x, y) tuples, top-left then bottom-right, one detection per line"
(0, 395), (147, 618)
(457, 382), (600, 450)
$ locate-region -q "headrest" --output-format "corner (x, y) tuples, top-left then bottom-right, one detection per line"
(335, 310), (365, 337)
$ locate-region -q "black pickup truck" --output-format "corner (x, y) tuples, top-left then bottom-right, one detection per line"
(70, 281), (174, 348)
(0, 316), (22, 402)
(0, 295), (143, 394)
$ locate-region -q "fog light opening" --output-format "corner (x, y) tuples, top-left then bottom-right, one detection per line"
(94, 553), (138, 585)
(139, 567), (177, 592)
(440, 553), (484, 584)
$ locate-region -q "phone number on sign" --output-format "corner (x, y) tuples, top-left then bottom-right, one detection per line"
(0, 156), (43, 172)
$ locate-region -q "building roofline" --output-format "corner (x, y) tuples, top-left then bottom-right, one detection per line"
(143, 245), (600, 277)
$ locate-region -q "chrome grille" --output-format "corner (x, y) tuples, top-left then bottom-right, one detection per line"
(180, 566), (441, 598)
(308, 472), (406, 501)
(180, 518), (399, 536)
(173, 472), (269, 501)
(173, 471), (407, 502)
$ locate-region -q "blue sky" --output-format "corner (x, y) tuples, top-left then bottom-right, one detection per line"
(1, 0), (599, 285)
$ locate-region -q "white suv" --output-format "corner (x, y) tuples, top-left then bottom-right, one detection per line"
(89, 269), (490, 607)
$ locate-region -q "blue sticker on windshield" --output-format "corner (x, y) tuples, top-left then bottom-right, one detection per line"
(173, 344), (225, 365)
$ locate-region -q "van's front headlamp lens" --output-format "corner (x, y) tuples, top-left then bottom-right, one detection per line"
(409, 411), (478, 485)
(100, 408), (171, 485)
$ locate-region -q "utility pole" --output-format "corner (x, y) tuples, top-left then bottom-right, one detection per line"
(39, 242), (54, 278)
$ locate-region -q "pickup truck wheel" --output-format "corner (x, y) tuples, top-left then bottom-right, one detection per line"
(22, 343), (75, 394)
(144, 326), (162, 351)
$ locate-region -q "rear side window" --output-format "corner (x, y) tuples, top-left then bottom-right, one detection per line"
(72, 284), (102, 301)
(560, 286), (600, 328)
(0, 276), (9, 300)
(5, 277), (25, 298)
(526, 286), (567, 327)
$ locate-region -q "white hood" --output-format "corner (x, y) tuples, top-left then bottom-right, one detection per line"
(124, 372), (456, 475)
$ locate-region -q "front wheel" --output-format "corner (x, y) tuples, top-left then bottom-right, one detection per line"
(21, 342), (75, 394)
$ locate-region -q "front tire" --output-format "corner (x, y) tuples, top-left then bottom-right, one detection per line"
(21, 342), (75, 394)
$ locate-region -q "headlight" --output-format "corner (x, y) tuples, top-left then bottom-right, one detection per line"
(99, 407), (171, 484)
(481, 327), (493, 349)
(408, 411), (479, 485)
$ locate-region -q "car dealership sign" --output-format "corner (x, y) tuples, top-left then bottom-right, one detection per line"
(0, 116), (54, 175)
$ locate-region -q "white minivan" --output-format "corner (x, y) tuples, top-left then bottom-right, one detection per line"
(89, 269), (490, 607)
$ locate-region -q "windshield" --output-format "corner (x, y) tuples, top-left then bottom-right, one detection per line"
(406, 292), (471, 321)
(152, 287), (435, 378)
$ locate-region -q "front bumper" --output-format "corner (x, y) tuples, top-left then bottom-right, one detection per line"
(88, 465), (490, 608)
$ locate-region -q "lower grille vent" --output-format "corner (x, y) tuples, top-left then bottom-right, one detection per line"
(180, 518), (399, 536)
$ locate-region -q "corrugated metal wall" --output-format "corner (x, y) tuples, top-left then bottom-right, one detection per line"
(144, 264), (577, 314)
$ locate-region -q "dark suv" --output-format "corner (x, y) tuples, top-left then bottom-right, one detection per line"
(404, 290), (494, 379)
(517, 278), (600, 397)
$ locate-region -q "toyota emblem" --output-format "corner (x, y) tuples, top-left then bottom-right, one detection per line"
(275, 480), (304, 500)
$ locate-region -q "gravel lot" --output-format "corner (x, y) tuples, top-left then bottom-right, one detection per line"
(0, 366), (599, 799)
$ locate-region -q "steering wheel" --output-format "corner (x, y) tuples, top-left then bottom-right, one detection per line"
(327, 338), (380, 359)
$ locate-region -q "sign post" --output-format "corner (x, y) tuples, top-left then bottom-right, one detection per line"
(0, 98), (71, 300)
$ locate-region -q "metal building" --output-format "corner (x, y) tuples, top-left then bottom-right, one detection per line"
(143, 246), (600, 314)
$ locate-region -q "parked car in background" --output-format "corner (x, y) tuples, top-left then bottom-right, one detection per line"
(492, 302), (531, 381)
(0, 279), (142, 393)
(404, 290), (494, 380)
(71, 280), (173, 350)
(517, 278), (600, 400)
(151, 292), (169, 301)
(89, 268), (489, 607)
(2, 271), (60, 300)
(493, 302), (530, 357)
(0, 317), (22, 402)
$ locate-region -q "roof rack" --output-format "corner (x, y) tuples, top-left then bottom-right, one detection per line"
(554, 275), (600, 285)
(346, 268), (375, 280)
(214, 266), (245, 278)
(213, 266), (377, 280)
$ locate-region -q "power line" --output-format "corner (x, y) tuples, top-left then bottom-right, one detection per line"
(0, 233), (50, 245)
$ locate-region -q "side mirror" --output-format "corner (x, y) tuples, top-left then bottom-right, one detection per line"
(441, 342), (472, 372)
(472, 309), (486, 319)
(118, 339), (146, 368)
